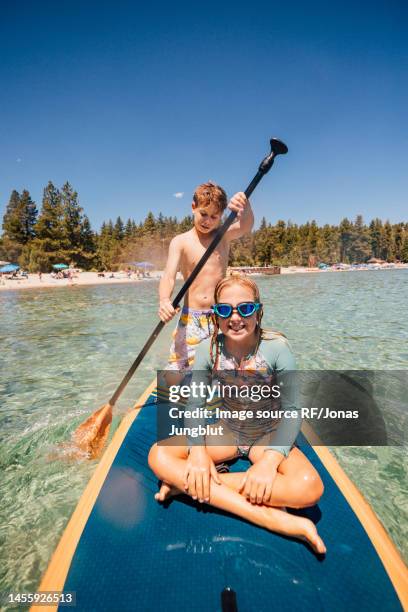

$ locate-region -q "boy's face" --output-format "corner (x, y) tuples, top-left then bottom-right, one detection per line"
(192, 203), (222, 234)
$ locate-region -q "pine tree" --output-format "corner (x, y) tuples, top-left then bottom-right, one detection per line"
(2, 189), (38, 264)
(96, 220), (117, 270)
(61, 182), (84, 261)
(382, 221), (395, 261)
(393, 223), (404, 261)
(30, 181), (65, 270)
(369, 218), (383, 259)
(178, 215), (193, 233)
(19, 190), (38, 242)
(124, 218), (134, 240)
(35, 182), (64, 242)
(339, 218), (353, 262)
(320, 224), (340, 263)
(2, 190), (22, 241)
(79, 215), (96, 268)
(253, 223), (270, 265)
(349, 215), (371, 263)
(113, 216), (124, 241)
(401, 237), (408, 263)
(143, 212), (156, 236)
(157, 212), (166, 237)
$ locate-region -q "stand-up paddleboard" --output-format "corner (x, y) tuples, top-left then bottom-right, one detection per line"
(33, 381), (408, 611)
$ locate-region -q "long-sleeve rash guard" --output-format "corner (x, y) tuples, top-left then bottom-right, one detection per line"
(184, 331), (300, 457)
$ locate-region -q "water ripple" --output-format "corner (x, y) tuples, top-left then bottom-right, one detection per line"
(0, 271), (407, 593)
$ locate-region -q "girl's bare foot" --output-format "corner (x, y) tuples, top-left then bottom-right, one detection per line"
(301, 520), (326, 554)
(260, 506), (326, 554)
(154, 482), (181, 502)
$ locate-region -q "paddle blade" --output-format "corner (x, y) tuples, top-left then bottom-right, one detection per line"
(70, 403), (113, 459)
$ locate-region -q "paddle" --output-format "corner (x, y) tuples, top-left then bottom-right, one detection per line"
(69, 138), (288, 458)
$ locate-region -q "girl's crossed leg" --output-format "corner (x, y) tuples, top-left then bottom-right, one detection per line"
(148, 437), (326, 554)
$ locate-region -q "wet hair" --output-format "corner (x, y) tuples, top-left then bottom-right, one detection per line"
(193, 181), (228, 213)
(210, 272), (287, 367)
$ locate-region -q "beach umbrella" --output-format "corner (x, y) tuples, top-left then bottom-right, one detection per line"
(0, 263), (20, 273)
(52, 263), (69, 270)
(135, 261), (155, 269)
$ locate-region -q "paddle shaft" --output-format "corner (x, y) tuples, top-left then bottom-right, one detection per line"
(109, 143), (286, 406)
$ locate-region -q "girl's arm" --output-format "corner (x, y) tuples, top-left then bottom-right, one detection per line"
(263, 337), (301, 458)
(182, 339), (221, 501)
(240, 338), (300, 504)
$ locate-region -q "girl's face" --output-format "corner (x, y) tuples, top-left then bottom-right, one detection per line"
(215, 284), (259, 342)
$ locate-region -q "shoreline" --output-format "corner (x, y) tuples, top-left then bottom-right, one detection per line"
(0, 271), (161, 292)
(0, 264), (407, 292)
(280, 263), (408, 274)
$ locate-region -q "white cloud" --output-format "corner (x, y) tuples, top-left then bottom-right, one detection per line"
(16, 158), (22, 163)
(173, 192), (184, 199)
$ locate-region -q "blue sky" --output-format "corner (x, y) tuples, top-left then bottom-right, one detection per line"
(1, 0), (406, 229)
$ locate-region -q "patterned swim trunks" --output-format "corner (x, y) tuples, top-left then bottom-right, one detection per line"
(166, 306), (214, 371)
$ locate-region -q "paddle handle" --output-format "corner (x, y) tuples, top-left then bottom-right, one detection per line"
(109, 139), (287, 406)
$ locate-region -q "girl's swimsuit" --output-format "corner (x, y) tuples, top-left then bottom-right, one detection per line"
(186, 332), (301, 458)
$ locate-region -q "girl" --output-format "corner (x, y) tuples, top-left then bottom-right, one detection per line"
(148, 274), (326, 554)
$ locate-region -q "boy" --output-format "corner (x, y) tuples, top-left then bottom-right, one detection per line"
(159, 181), (254, 370)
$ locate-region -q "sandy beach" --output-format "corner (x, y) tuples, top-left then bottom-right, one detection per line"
(1, 264), (407, 292)
(0, 271), (162, 291)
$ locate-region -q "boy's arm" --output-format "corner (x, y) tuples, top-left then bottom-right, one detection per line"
(158, 236), (183, 322)
(224, 192), (254, 241)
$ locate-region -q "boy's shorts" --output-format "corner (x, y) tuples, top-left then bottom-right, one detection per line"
(165, 306), (214, 371)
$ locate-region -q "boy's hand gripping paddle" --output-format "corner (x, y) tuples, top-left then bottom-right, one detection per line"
(68, 138), (288, 458)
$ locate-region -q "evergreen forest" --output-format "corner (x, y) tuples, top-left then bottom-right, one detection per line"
(1, 182), (407, 272)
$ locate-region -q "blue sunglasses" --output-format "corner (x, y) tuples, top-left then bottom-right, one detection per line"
(212, 302), (262, 318)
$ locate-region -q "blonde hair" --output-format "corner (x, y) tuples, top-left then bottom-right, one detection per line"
(193, 181), (227, 213)
(210, 273), (286, 367)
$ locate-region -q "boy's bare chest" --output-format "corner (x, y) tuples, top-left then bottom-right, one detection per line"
(183, 239), (229, 270)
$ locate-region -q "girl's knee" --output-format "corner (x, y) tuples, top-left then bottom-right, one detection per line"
(148, 443), (160, 472)
(148, 442), (187, 473)
(148, 443), (170, 473)
(292, 469), (324, 507)
(303, 471), (324, 506)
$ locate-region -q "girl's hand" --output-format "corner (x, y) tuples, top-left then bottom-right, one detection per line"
(183, 446), (221, 503)
(239, 452), (282, 504)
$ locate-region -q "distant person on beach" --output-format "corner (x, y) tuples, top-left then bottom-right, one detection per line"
(38, 272), (42, 281)
(159, 181), (254, 370)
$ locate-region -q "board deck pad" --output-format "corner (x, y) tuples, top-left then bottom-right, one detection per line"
(61, 392), (402, 611)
